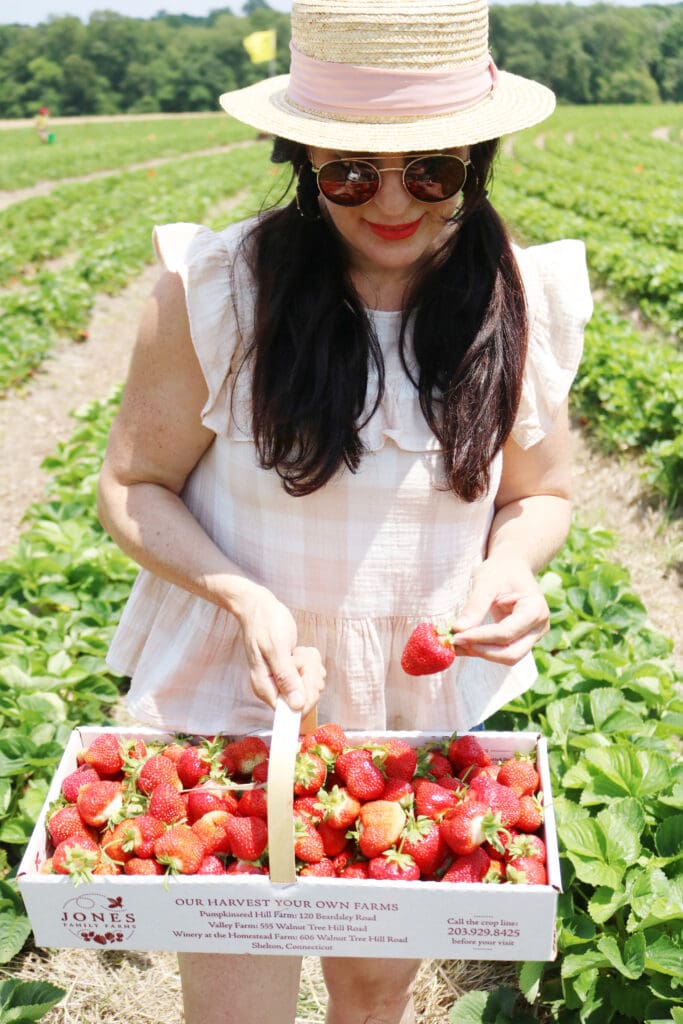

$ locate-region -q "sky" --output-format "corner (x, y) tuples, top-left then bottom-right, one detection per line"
(0, 0), (672, 25)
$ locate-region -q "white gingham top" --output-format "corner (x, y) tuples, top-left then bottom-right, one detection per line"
(107, 219), (592, 735)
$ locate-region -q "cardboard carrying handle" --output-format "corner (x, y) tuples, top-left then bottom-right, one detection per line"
(266, 698), (317, 884)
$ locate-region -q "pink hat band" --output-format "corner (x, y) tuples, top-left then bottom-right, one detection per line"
(287, 43), (499, 119)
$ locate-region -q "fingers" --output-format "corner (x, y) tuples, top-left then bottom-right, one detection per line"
(450, 592), (550, 665)
(293, 645), (326, 715)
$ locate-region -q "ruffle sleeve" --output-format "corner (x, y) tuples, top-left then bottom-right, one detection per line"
(511, 239), (593, 449)
(152, 220), (255, 436)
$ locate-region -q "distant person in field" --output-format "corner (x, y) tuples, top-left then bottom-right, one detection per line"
(97, 0), (592, 1021)
(35, 106), (50, 143)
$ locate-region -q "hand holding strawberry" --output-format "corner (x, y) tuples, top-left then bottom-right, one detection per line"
(400, 622), (459, 676)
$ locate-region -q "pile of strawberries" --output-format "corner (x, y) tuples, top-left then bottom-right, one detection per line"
(41, 725), (548, 885)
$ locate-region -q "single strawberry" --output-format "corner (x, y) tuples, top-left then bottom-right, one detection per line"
(378, 739), (418, 781)
(137, 754), (182, 795)
(468, 775), (521, 828)
(339, 861), (370, 879)
(186, 781), (238, 822)
(440, 801), (506, 856)
(335, 748), (385, 802)
(100, 820), (136, 863)
(124, 857), (165, 876)
(507, 833), (546, 863)
(368, 849), (420, 882)
(357, 800), (406, 859)
(294, 816), (325, 863)
(314, 785), (361, 830)
(161, 741), (188, 764)
(400, 815), (449, 876)
(47, 805), (95, 846)
(220, 736), (269, 778)
(52, 834), (101, 883)
(483, 859), (505, 883)
(148, 782), (187, 824)
(382, 778), (415, 810)
(154, 824), (206, 874)
(317, 821), (349, 857)
(293, 751), (327, 797)
(93, 860), (122, 876)
(516, 793), (544, 833)
(225, 815), (268, 862)
(120, 814), (166, 858)
(447, 734), (492, 773)
(299, 858), (336, 877)
(294, 795), (324, 822)
(506, 856), (547, 885)
(197, 855), (227, 875)
(483, 826), (519, 863)
(441, 847), (490, 883)
(225, 859), (267, 875)
(252, 759), (269, 784)
(415, 747), (454, 780)
(177, 745), (213, 788)
(413, 778), (460, 821)
(81, 734), (125, 777)
(76, 780), (124, 828)
(192, 810), (233, 856)
(401, 622), (457, 675)
(237, 787), (268, 819)
(300, 723), (347, 765)
(61, 766), (101, 803)
(497, 754), (540, 796)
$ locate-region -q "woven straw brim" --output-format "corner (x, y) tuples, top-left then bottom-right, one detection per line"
(219, 70), (555, 151)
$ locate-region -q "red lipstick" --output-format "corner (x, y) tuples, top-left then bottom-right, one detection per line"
(366, 217), (423, 240)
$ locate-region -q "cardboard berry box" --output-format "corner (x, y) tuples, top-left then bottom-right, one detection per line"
(18, 705), (562, 961)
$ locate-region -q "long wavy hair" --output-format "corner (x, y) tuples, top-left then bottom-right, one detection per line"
(236, 136), (528, 500)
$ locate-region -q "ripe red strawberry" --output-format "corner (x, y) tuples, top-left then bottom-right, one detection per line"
(401, 622), (457, 675)
(52, 834), (101, 883)
(413, 778), (460, 821)
(61, 766), (101, 803)
(252, 759), (269, 784)
(497, 754), (540, 796)
(81, 734), (124, 777)
(293, 751), (327, 796)
(148, 782), (187, 824)
(468, 775), (521, 828)
(416, 748), (454, 780)
(100, 820), (136, 863)
(192, 810), (233, 856)
(314, 785), (360, 830)
(483, 859), (505, 883)
(197, 855), (227, 875)
(339, 861), (370, 879)
(186, 781), (239, 822)
(357, 800), (406, 859)
(225, 815), (268, 862)
(137, 755), (182, 795)
(294, 795), (324, 822)
(335, 748), (385, 801)
(440, 801), (506, 856)
(76, 780), (123, 827)
(237, 787), (268, 819)
(124, 857), (165, 876)
(177, 745), (213, 788)
(161, 741), (188, 764)
(506, 856), (547, 885)
(516, 793), (544, 833)
(483, 826), (519, 863)
(447, 734), (492, 773)
(93, 860), (122, 876)
(154, 824), (206, 874)
(225, 859), (267, 875)
(294, 816), (325, 863)
(368, 849), (420, 881)
(317, 821), (349, 857)
(300, 723), (347, 765)
(47, 805), (95, 846)
(382, 777), (415, 810)
(379, 739), (418, 781)
(507, 833), (546, 863)
(299, 858), (336, 877)
(119, 814), (166, 858)
(220, 737), (269, 778)
(441, 847), (490, 883)
(400, 815), (449, 875)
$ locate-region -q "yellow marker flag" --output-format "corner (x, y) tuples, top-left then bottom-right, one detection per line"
(243, 29), (277, 65)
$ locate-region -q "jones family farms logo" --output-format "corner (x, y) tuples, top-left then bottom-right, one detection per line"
(61, 892), (137, 945)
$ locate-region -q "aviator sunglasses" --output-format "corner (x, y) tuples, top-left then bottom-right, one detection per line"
(310, 153), (471, 208)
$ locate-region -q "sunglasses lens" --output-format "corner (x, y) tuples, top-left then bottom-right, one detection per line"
(316, 160), (380, 206)
(404, 155), (467, 203)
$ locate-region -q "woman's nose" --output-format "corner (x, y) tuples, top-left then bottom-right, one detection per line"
(372, 169), (413, 216)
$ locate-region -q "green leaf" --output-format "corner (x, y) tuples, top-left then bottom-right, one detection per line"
(596, 933), (645, 979)
(46, 650), (72, 675)
(449, 992), (489, 1024)
(588, 886), (628, 925)
(0, 881), (32, 964)
(596, 802), (642, 866)
(561, 948), (610, 979)
(655, 814), (683, 859)
(17, 692), (67, 723)
(565, 853), (623, 890)
(517, 962), (544, 1004)
(645, 932), (683, 977)
(0, 979), (65, 1023)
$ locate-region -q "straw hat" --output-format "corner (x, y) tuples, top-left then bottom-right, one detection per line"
(220, 0), (555, 152)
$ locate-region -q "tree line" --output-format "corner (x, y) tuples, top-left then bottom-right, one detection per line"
(0, 0), (681, 118)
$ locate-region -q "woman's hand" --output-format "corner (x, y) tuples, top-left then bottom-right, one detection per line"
(448, 556), (550, 666)
(231, 581), (326, 714)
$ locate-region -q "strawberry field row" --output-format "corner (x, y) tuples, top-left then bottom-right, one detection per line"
(0, 141), (272, 393)
(1, 390), (681, 1024)
(0, 114), (255, 190)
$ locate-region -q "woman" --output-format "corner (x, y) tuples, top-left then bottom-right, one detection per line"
(97, 1), (592, 1021)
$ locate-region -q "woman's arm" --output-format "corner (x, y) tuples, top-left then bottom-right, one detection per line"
(97, 270), (324, 712)
(449, 399), (572, 664)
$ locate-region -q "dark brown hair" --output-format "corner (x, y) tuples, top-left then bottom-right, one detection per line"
(239, 137), (527, 500)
